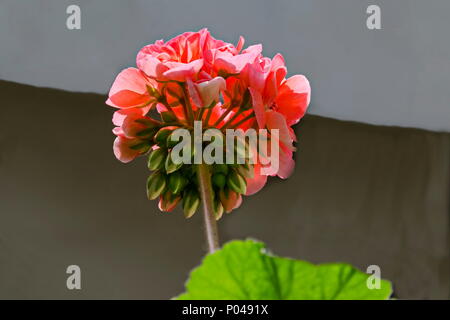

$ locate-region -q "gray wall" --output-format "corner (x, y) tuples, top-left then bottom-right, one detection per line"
(1, 0), (450, 131)
(1, 81), (449, 299)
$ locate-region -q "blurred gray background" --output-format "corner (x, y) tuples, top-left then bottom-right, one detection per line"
(1, 0), (450, 299)
(0, 0), (449, 131)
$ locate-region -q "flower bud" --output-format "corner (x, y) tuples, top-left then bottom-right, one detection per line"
(214, 197), (224, 220)
(168, 172), (188, 194)
(182, 189), (200, 218)
(165, 151), (183, 174)
(212, 173), (226, 189)
(237, 163), (254, 179)
(227, 170), (247, 194)
(167, 131), (184, 148)
(196, 76), (226, 108)
(154, 126), (176, 146)
(219, 188), (242, 213)
(147, 148), (167, 171)
(214, 163), (229, 175)
(146, 171), (167, 200)
(158, 191), (181, 212)
(134, 117), (162, 129)
(160, 111), (178, 123)
(129, 140), (152, 153)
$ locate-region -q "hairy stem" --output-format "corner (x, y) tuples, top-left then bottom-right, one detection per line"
(196, 163), (220, 253)
(181, 85), (195, 125)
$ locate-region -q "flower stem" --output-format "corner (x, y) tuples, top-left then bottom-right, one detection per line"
(212, 103), (236, 127)
(181, 85), (195, 125)
(228, 112), (255, 129)
(196, 163), (220, 253)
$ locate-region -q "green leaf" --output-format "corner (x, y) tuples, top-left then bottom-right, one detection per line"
(177, 240), (392, 300)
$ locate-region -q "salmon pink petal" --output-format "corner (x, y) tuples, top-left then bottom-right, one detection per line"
(242, 61), (265, 93)
(162, 59), (203, 81)
(275, 75), (311, 125)
(137, 54), (169, 79)
(186, 79), (202, 107)
(214, 45), (261, 74)
(249, 87), (266, 128)
(277, 149), (295, 179)
(122, 115), (149, 138)
(195, 76), (225, 108)
(265, 110), (294, 151)
(263, 54), (287, 105)
(112, 106), (150, 126)
(236, 36), (245, 53)
(113, 136), (141, 163)
(112, 127), (124, 136)
(107, 68), (151, 108)
(246, 164), (268, 195)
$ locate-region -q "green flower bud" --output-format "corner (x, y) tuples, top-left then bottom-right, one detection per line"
(134, 117), (162, 129)
(214, 197), (224, 220)
(227, 170), (247, 195)
(165, 151), (183, 174)
(136, 127), (158, 139)
(168, 172), (188, 194)
(160, 111), (178, 123)
(182, 189), (200, 218)
(214, 163), (229, 175)
(147, 148), (167, 171)
(129, 140), (152, 153)
(146, 171), (167, 200)
(167, 131), (183, 148)
(212, 173), (226, 189)
(237, 163), (254, 179)
(154, 127), (175, 146)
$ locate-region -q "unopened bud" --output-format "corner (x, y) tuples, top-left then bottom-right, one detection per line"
(158, 191), (181, 212)
(227, 170), (247, 194)
(219, 188), (242, 213)
(214, 197), (224, 220)
(154, 126), (176, 146)
(237, 163), (254, 179)
(129, 140), (152, 153)
(136, 127), (157, 139)
(214, 163), (229, 175)
(146, 171), (167, 200)
(167, 131), (183, 148)
(182, 189), (200, 218)
(212, 173), (226, 189)
(168, 172), (188, 194)
(134, 117), (162, 129)
(160, 111), (178, 123)
(165, 151), (183, 174)
(147, 148), (167, 171)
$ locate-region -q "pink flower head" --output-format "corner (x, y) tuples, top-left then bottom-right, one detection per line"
(106, 29), (310, 216)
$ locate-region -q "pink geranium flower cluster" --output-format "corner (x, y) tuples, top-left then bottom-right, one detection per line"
(106, 29), (310, 217)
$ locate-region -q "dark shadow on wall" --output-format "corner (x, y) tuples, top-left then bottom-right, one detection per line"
(0, 80), (449, 299)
